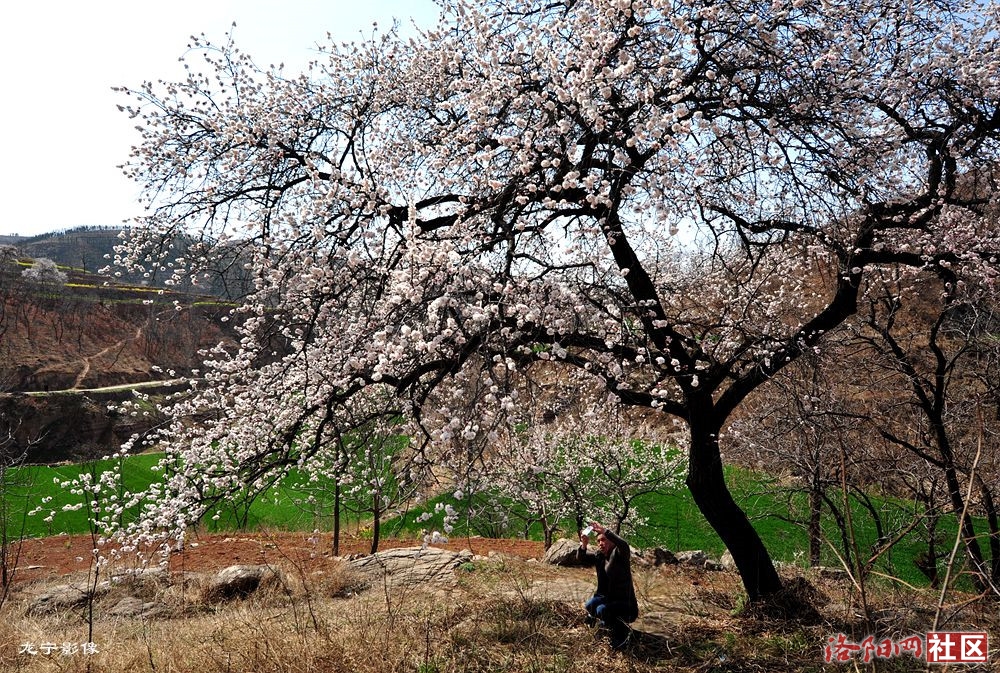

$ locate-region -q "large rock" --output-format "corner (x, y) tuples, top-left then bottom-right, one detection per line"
(674, 550), (708, 566)
(813, 565), (850, 581)
(542, 538), (584, 567)
(106, 595), (166, 619)
(28, 582), (109, 615)
(345, 547), (473, 588)
(203, 564), (284, 602)
(673, 550), (725, 571)
(652, 548), (678, 566)
(674, 550), (724, 570)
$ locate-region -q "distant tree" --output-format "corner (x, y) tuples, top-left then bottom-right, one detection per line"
(112, 0), (1000, 604)
(0, 245), (18, 268)
(280, 407), (422, 555)
(730, 349), (941, 598)
(21, 258), (67, 286)
(733, 263), (1000, 598)
(729, 354), (864, 569)
(850, 272), (1000, 594)
(0, 416), (33, 607)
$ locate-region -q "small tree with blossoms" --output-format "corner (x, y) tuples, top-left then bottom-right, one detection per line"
(112, 0), (1000, 604)
(21, 257), (67, 286)
(483, 386), (683, 547)
(325, 425), (419, 554)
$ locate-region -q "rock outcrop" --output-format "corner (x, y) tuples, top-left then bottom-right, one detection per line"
(345, 547), (473, 589)
(542, 538), (585, 567)
(28, 582), (110, 615)
(202, 564), (285, 602)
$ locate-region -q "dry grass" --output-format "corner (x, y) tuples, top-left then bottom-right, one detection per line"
(0, 555), (995, 673)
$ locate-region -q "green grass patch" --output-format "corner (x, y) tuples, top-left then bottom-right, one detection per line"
(192, 300), (238, 308)
(198, 466), (375, 534)
(1, 455), (987, 589)
(2, 453), (164, 538)
(2, 453), (387, 539)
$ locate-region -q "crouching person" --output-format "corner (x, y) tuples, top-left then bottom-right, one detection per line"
(579, 522), (638, 651)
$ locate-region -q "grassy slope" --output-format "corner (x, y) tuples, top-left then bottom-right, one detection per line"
(4, 454), (366, 539)
(5, 454), (979, 589)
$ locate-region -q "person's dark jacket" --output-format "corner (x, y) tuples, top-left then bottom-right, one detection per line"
(578, 529), (639, 621)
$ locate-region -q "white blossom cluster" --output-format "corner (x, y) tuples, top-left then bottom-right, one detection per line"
(21, 258), (68, 286)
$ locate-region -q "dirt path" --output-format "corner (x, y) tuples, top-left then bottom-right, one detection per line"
(29, 320), (169, 393)
(70, 338), (126, 389)
(8, 532), (549, 585)
(70, 324), (147, 389)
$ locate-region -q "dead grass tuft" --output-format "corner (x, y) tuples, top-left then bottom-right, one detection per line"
(739, 576), (827, 624)
(313, 561), (371, 599)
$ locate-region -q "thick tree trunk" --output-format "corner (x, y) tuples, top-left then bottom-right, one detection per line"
(687, 422), (782, 602)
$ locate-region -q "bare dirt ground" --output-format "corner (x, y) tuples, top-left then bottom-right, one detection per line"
(10, 531), (547, 584)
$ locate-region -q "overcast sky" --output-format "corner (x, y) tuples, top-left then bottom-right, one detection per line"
(0, 1), (439, 237)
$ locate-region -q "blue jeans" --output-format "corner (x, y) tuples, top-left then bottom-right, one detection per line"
(585, 594), (634, 645)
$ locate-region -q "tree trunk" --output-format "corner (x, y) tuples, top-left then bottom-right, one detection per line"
(820, 493), (855, 571)
(370, 495), (381, 555)
(974, 475), (1000, 584)
(809, 472), (822, 566)
(686, 422), (782, 602)
(916, 512), (941, 589)
(332, 481), (341, 557)
(942, 461), (988, 593)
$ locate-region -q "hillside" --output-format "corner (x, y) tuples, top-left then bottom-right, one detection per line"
(7, 227), (124, 275)
(2, 226), (254, 296)
(0, 252), (238, 462)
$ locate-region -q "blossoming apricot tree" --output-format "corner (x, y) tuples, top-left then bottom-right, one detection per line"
(22, 258), (67, 286)
(112, 0), (1000, 602)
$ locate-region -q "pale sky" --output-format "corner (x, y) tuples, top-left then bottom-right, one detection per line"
(0, 1), (439, 237)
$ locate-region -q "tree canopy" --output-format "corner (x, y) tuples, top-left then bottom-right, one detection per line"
(21, 258), (67, 286)
(111, 0), (1000, 602)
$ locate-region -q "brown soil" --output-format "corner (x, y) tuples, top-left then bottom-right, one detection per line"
(10, 532), (546, 584)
